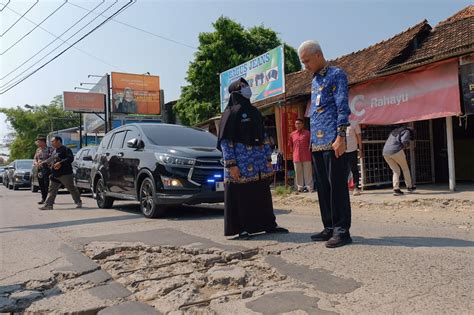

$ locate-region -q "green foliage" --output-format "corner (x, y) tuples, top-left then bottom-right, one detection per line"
(274, 185), (293, 196)
(175, 17), (301, 126)
(0, 95), (78, 161)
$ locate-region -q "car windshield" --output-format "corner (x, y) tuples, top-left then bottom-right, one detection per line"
(17, 161), (33, 169)
(142, 125), (217, 147)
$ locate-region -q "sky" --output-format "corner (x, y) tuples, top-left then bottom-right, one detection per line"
(0, 0), (470, 155)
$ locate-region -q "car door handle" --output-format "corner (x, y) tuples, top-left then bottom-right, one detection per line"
(117, 152), (124, 157)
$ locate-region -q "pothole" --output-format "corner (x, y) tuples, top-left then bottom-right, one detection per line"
(82, 241), (289, 314)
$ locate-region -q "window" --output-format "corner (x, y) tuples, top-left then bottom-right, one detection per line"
(80, 150), (89, 160)
(101, 133), (113, 149)
(110, 131), (126, 149)
(142, 125), (217, 147)
(124, 128), (140, 148)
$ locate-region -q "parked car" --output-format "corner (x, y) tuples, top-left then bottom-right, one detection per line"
(73, 146), (98, 192)
(7, 159), (34, 190)
(3, 163), (13, 187)
(91, 123), (224, 218)
(0, 167), (5, 183)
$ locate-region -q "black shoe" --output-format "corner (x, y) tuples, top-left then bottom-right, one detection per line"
(266, 226), (289, 234)
(393, 189), (404, 196)
(310, 229), (333, 242)
(38, 200), (45, 205)
(303, 187), (309, 193)
(325, 233), (352, 248)
(407, 186), (417, 193)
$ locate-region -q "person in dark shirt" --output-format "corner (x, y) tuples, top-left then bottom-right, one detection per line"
(39, 136), (82, 210)
(383, 126), (416, 196)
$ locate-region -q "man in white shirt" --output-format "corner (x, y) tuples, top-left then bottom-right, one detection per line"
(346, 121), (363, 195)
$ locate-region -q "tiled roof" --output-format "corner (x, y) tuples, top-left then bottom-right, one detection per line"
(436, 5), (473, 26)
(254, 20), (430, 107)
(382, 7), (474, 70)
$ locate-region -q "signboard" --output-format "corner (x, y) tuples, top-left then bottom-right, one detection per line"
(220, 45), (285, 112)
(460, 62), (474, 115)
(111, 72), (161, 115)
(63, 91), (105, 113)
(84, 75), (108, 134)
(347, 59), (461, 124)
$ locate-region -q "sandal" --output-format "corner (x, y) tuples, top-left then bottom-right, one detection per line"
(229, 231), (252, 240)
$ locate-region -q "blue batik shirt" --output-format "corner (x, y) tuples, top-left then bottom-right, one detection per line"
(220, 138), (274, 184)
(309, 66), (351, 151)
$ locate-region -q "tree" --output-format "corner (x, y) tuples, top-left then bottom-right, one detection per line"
(174, 17), (301, 125)
(0, 95), (79, 160)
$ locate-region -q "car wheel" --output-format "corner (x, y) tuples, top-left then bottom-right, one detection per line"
(95, 178), (114, 208)
(139, 177), (166, 218)
(13, 185), (18, 190)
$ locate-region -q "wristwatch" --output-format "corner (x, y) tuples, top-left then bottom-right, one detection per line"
(337, 125), (347, 137)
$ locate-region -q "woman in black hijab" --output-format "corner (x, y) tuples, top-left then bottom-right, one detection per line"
(218, 78), (288, 240)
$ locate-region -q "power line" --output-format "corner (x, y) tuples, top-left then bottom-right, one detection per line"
(0, 0), (110, 83)
(0, 0), (10, 12)
(0, 0), (135, 95)
(1, 0), (68, 55)
(68, 1), (198, 50)
(0, 0), (39, 37)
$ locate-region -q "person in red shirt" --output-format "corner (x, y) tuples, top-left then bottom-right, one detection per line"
(289, 118), (313, 192)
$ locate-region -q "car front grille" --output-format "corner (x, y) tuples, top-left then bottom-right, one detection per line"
(194, 157), (223, 168)
(191, 168), (224, 185)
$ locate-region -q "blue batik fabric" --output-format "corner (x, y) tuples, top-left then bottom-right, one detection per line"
(220, 138), (274, 184)
(309, 66), (351, 151)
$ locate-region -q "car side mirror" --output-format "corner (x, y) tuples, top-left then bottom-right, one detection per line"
(83, 155), (93, 161)
(127, 138), (139, 148)
(138, 140), (145, 149)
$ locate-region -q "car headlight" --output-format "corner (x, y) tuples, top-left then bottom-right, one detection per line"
(155, 154), (195, 167)
(161, 176), (183, 188)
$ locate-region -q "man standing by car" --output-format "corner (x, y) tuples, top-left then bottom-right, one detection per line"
(298, 40), (352, 248)
(33, 135), (53, 204)
(39, 136), (82, 210)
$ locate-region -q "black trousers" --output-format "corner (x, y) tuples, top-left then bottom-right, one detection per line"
(346, 151), (360, 189)
(312, 150), (351, 233)
(38, 172), (50, 201)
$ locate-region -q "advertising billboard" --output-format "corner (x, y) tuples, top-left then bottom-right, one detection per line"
(220, 45), (285, 112)
(111, 72), (161, 115)
(63, 91), (105, 113)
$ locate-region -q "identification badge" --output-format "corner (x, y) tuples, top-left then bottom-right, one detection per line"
(316, 94), (321, 106)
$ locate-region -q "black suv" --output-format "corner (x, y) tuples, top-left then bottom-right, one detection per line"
(73, 146), (98, 192)
(91, 123), (224, 218)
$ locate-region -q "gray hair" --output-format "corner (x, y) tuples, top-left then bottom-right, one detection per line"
(298, 40), (322, 56)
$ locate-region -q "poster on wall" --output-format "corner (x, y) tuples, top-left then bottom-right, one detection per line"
(111, 72), (161, 115)
(219, 45), (285, 112)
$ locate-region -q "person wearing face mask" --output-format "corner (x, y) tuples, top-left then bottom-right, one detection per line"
(218, 78), (289, 240)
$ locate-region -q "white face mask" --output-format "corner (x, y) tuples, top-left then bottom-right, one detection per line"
(240, 86), (252, 99)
